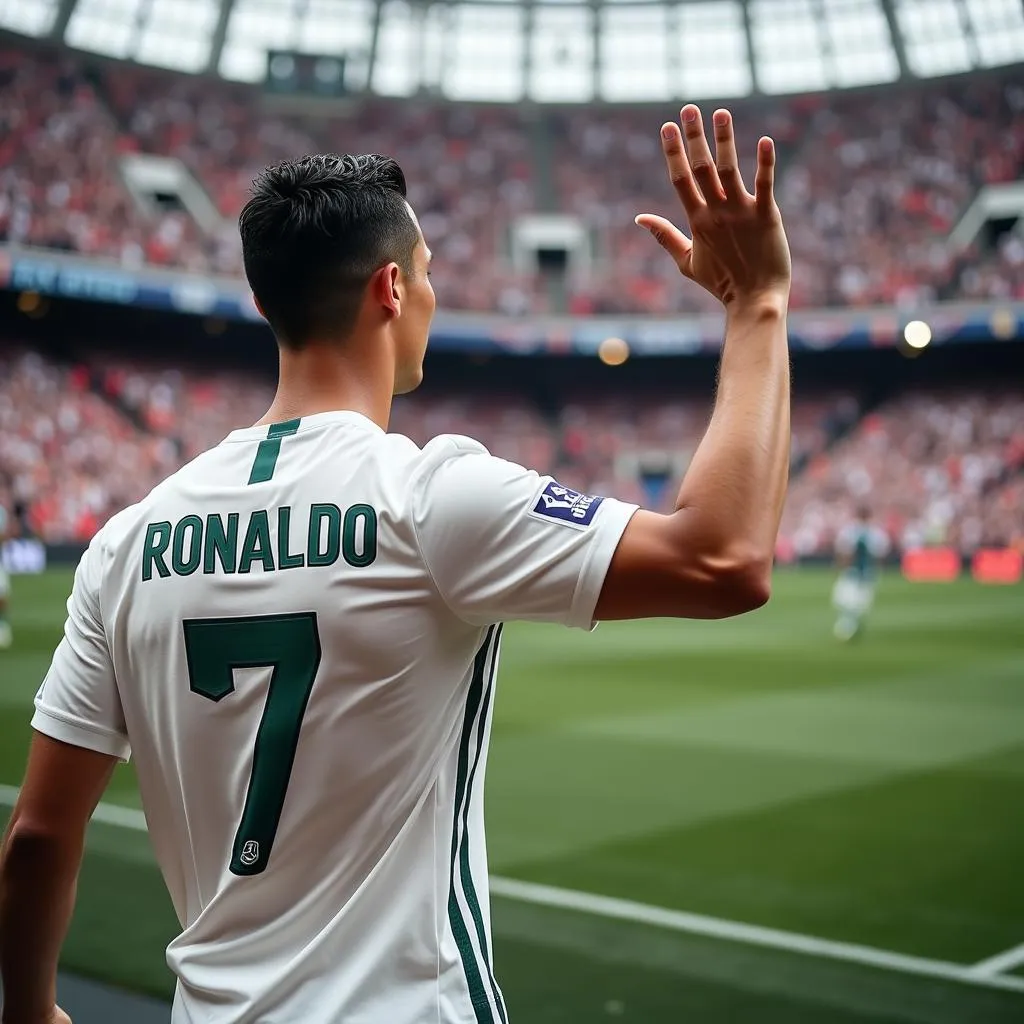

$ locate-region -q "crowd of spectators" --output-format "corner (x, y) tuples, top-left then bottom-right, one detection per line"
(2, 347), (1020, 556)
(553, 75), (1024, 314)
(101, 63), (543, 316)
(1, 46), (1022, 552)
(0, 50), (154, 265)
(0, 349), (178, 542)
(780, 389), (1024, 558)
(0, 48), (543, 313)
(1, 47), (1022, 315)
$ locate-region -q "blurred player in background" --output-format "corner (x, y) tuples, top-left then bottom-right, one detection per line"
(832, 505), (890, 642)
(0, 499), (12, 650)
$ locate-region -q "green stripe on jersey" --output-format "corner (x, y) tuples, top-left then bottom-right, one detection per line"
(461, 624), (507, 1023)
(449, 625), (506, 1024)
(248, 419), (301, 485)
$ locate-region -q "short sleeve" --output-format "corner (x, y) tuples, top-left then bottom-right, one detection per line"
(31, 537), (131, 761)
(413, 440), (637, 629)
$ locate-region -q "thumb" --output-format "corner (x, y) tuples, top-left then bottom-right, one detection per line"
(635, 214), (693, 273)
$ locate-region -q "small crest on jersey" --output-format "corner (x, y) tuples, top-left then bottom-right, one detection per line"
(239, 840), (260, 867)
(529, 481), (604, 529)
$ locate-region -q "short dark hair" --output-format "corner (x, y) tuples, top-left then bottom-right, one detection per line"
(239, 154), (420, 347)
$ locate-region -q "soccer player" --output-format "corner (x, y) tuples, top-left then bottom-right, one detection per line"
(0, 499), (12, 650)
(832, 505), (890, 641)
(0, 106), (791, 1024)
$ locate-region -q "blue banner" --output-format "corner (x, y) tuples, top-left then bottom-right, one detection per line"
(1, 246), (1020, 355)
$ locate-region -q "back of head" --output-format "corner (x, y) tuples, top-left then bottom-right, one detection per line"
(240, 154), (420, 348)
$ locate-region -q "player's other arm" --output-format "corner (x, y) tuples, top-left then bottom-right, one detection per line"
(0, 540), (126, 1024)
(0, 739), (114, 1024)
(595, 106), (792, 621)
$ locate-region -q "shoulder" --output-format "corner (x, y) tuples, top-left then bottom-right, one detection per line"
(88, 464), (190, 564)
(418, 432), (491, 463)
(88, 497), (156, 565)
(388, 432), (493, 488)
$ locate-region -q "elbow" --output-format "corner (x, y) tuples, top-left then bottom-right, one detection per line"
(3, 817), (82, 865)
(701, 551), (773, 618)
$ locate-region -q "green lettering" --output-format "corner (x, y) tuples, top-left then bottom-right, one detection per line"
(172, 515), (203, 576)
(142, 521), (172, 581)
(277, 506), (305, 570)
(239, 510), (275, 574)
(342, 504), (378, 568)
(307, 504), (341, 567)
(204, 513), (239, 574)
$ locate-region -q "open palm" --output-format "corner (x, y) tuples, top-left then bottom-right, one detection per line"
(636, 105), (791, 310)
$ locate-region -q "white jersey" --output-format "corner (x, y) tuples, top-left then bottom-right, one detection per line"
(31, 410), (637, 1024)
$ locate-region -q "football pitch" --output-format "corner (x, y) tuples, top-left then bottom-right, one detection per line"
(2, 568), (1023, 1022)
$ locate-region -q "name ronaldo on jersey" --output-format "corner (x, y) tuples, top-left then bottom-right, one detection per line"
(141, 503), (378, 580)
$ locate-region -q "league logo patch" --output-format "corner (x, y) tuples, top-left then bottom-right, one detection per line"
(530, 481), (604, 529)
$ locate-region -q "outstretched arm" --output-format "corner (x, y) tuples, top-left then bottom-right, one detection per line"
(595, 106), (792, 620)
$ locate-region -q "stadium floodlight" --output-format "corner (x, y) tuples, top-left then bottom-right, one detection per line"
(903, 320), (933, 349)
(598, 337), (630, 366)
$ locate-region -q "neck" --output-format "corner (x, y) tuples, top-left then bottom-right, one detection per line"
(257, 336), (394, 431)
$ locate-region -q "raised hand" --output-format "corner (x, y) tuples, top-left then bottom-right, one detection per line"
(636, 105), (791, 311)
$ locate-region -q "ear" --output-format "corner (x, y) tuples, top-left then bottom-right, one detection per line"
(370, 263), (402, 320)
(252, 294), (266, 318)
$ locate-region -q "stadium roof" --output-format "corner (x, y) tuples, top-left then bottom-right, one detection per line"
(3, 0), (1024, 102)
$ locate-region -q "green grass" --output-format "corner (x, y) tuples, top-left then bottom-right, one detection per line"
(3, 568), (1024, 1021)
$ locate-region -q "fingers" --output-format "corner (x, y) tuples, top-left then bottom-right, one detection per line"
(712, 109), (748, 201)
(754, 136), (776, 215)
(635, 214), (694, 276)
(680, 105), (725, 205)
(660, 122), (703, 216)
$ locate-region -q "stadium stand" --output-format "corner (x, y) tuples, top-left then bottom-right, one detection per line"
(553, 74), (1024, 313)
(2, 344), (1020, 556)
(781, 388), (1024, 557)
(2, 46), (1023, 314)
(1, 43), (1022, 557)
(0, 348), (178, 541)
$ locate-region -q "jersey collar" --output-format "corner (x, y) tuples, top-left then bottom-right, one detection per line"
(222, 409), (384, 444)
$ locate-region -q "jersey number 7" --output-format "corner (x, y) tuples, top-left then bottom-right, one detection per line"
(182, 612), (322, 876)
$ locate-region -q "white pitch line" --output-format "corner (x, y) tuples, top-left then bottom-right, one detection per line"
(967, 942), (1024, 979)
(0, 785), (147, 831)
(487, 880), (1024, 991)
(3, 787), (1024, 996)
(486, 880), (1024, 995)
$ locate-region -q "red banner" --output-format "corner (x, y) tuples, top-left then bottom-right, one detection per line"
(972, 548), (1023, 585)
(902, 547), (961, 582)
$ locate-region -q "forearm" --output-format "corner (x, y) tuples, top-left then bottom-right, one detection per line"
(0, 822), (81, 1021)
(675, 296), (790, 563)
